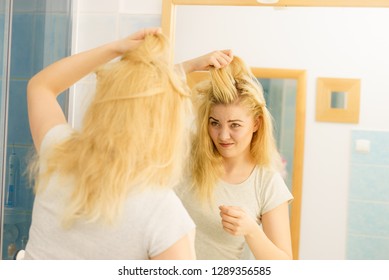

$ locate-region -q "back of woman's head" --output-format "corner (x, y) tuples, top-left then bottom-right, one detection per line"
(42, 33), (191, 226)
(191, 55), (282, 203)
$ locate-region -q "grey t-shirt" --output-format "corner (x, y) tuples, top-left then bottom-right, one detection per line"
(176, 166), (293, 260)
(24, 124), (195, 259)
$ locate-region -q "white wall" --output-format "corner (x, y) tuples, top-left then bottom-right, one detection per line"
(69, 1), (389, 259)
(69, 0), (161, 129)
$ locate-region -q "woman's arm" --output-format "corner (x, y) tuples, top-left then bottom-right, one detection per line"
(179, 50), (233, 74)
(219, 203), (293, 260)
(27, 28), (161, 152)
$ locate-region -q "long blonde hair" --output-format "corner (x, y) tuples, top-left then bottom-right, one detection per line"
(32, 33), (191, 227)
(190, 56), (282, 203)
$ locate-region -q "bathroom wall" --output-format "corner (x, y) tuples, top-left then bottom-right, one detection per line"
(1, 0), (72, 259)
(7, 0), (71, 208)
(347, 130), (389, 259)
(69, 0), (161, 129)
(0, 3), (4, 91)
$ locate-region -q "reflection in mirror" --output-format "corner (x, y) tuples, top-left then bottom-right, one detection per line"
(331, 91), (347, 109)
(187, 71), (301, 196)
(163, 0), (389, 261)
(251, 68), (305, 259)
(186, 67), (306, 259)
(259, 78), (296, 189)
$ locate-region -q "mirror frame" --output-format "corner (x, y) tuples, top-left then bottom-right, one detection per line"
(162, 0), (389, 56)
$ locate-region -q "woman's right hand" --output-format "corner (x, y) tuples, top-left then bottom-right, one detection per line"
(219, 205), (259, 238)
(181, 50), (233, 74)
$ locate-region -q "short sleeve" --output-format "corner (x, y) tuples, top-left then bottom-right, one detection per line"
(146, 190), (195, 258)
(40, 124), (74, 155)
(259, 170), (294, 215)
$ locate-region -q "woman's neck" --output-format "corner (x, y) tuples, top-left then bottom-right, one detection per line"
(221, 155), (256, 184)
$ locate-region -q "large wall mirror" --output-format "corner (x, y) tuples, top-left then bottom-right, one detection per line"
(185, 68), (306, 259)
(162, 0), (389, 260)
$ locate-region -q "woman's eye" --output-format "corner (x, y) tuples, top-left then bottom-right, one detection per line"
(231, 123), (241, 128)
(210, 121), (219, 127)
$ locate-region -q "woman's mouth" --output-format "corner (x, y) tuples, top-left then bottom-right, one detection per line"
(219, 142), (233, 148)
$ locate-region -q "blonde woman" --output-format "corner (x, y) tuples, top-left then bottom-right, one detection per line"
(24, 28), (196, 260)
(177, 52), (293, 260)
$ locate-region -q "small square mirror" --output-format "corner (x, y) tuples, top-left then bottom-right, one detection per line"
(331, 91), (347, 109)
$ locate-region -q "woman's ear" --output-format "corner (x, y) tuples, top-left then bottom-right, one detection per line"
(253, 116), (260, 133)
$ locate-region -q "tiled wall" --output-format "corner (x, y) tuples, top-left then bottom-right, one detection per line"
(0, 1), (6, 97)
(71, 0), (161, 129)
(2, 0), (72, 259)
(347, 130), (389, 259)
(6, 0), (71, 207)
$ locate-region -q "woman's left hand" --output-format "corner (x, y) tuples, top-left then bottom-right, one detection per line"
(219, 205), (258, 237)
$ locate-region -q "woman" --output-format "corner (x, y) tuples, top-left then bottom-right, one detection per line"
(24, 28), (196, 260)
(177, 52), (293, 260)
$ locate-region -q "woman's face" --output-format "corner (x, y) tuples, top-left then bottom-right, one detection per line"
(208, 102), (258, 160)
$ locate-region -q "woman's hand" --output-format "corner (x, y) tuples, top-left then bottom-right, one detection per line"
(181, 50), (233, 74)
(27, 27), (162, 152)
(115, 27), (162, 55)
(219, 205), (259, 237)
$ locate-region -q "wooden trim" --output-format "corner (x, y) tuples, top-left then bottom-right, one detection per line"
(171, 0), (389, 8)
(316, 77), (360, 123)
(161, 0), (176, 61)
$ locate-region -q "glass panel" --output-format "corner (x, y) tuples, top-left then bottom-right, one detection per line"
(2, 0), (72, 260)
(331, 91), (347, 109)
(0, 0), (11, 260)
(258, 78), (297, 190)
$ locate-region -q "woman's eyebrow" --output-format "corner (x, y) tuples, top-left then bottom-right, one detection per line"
(209, 117), (219, 122)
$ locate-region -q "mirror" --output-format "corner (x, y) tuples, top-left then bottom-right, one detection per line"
(162, 0), (389, 260)
(186, 66), (305, 259)
(331, 92), (347, 109)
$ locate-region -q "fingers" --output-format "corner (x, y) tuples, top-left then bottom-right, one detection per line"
(219, 205), (258, 237)
(219, 205), (241, 217)
(130, 27), (162, 41)
(182, 49), (233, 73)
(221, 220), (238, 235)
(221, 49), (233, 59)
(219, 205), (244, 236)
(209, 50), (233, 69)
(117, 27), (162, 54)
(143, 27), (162, 36)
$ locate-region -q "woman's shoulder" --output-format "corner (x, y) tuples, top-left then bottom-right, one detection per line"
(40, 124), (74, 153)
(173, 173), (194, 195)
(254, 165), (284, 181)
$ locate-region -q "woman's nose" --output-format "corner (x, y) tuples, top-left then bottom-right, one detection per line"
(218, 126), (230, 140)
